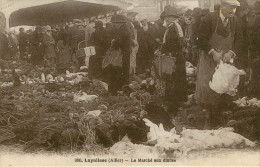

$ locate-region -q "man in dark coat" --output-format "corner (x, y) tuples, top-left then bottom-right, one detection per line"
(112, 15), (133, 85)
(30, 26), (44, 66)
(88, 20), (110, 80)
(18, 28), (28, 60)
(157, 6), (187, 115)
(133, 21), (159, 74)
(195, 0), (243, 129)
(69, 19), (83, 53)
(247, 1), (260, 96)
(103, 15), (132, 95)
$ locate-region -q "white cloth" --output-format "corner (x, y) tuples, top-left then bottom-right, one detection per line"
(209, 61), (246, 96)
(84, 46), (96, 68)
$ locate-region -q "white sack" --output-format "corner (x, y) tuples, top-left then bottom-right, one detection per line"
(209, 61), (246, 96)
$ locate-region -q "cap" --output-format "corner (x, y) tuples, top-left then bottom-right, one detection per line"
(220, 0), (240, 6)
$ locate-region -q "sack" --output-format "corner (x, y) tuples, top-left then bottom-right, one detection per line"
(102, 49), (123, 69)
(209, 61), (246, 96)
(154, 53), (176, 78)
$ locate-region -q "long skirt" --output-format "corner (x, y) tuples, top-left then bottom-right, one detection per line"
(88, 55), (103, 80)
(165, 53), (187, 112)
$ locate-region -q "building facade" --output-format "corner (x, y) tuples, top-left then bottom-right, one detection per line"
(198, 0), (258, 11)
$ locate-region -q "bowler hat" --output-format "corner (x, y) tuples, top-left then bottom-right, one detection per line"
(111, 14), (129, 23)
(94, 20), (103, 28)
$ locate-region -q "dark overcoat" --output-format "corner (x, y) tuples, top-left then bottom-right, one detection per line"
(88, 27), (110, 79)
(197, 12), (244, 67)
(30, 32), (44, 65)
(113, 23), (132, 85)
(195, 12), (244, 105)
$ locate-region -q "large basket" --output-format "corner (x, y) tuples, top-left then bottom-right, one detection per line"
(76, 40), (86, 67)
(76, 40), (86, 58)
(153, 53), (176, 79)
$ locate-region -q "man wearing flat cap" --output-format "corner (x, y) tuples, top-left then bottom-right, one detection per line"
(195, 0), (244, 129)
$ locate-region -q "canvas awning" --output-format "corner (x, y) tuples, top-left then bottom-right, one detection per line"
(9, 1), (121, 27)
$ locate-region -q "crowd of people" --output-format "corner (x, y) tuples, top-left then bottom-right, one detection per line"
(0, 0), (260, 129)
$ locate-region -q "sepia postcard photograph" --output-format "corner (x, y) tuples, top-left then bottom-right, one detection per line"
(0, 0), (259, 166)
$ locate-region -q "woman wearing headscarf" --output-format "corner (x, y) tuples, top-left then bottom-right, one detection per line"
(156, 6), (187, 115)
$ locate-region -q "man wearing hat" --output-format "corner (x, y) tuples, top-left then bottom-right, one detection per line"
(43, 25), (56, 67)
(126, 12), (138, 22)
(87, 20), (109, 80)
(30, 26), (44, 65)
(18, 27), (28, 60)
(69, 19), (83, 54)
(195, 0), (244, 129)
(157, 6), (187, 115)
(104, 14), (132, 95)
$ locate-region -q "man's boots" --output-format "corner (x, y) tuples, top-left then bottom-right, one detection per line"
(209, 105), (222, 129)
(203, 109), (211, 130)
